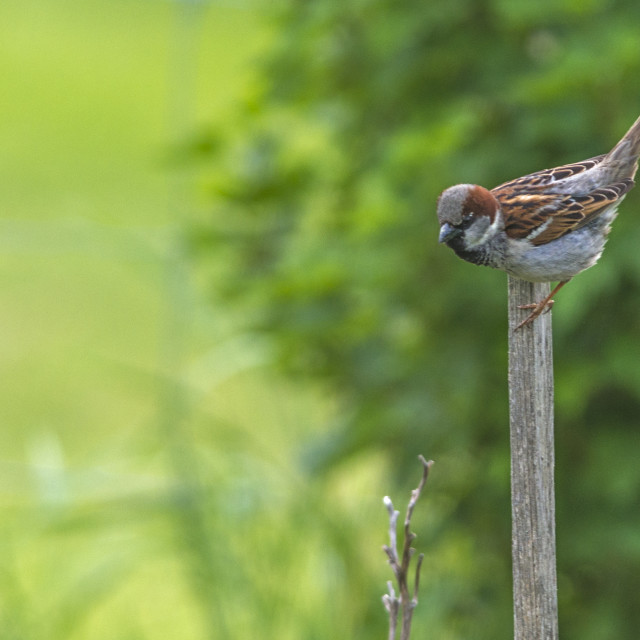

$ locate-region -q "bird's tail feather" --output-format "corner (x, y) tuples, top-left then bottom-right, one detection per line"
(605, 114), (640, 178)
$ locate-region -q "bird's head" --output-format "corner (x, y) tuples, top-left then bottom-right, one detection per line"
(437, 184), (503, 249)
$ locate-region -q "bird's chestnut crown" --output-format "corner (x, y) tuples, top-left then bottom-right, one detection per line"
(437, 184), (500, 226)
(437, 184), (502, 247)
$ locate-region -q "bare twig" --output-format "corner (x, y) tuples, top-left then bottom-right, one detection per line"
(382, 455), (433, 640)
(382, 581), (399, 640)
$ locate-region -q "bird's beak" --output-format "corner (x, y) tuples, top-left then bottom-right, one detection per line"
(439, 223), (462, 244)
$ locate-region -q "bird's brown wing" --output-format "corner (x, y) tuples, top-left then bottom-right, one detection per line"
(493, 154), (606, 192)
(494, 179), (634, 246)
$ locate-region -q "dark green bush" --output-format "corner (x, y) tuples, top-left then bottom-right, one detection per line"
(192, 1), (640, 637)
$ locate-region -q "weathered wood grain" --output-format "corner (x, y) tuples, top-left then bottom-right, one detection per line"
(508, 276), (559, 640)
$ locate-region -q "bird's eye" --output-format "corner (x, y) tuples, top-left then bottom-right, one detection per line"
(460, 213), (475, 228)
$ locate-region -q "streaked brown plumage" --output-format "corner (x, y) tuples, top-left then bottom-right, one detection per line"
(437, 114), (640, 328)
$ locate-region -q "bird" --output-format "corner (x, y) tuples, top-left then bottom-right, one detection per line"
(437, 114), (640, 330)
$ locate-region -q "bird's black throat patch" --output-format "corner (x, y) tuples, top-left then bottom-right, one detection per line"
(446, 235), (492, 267)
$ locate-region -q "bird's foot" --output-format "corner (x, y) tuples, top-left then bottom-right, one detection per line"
(512, 279), (570, 331)
(514, 299), (555, 330)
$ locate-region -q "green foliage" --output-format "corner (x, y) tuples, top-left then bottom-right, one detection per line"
(192, 0), (640, 637)
(5, 0), (640, 638)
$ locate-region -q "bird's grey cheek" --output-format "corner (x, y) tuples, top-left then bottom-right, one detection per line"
(439, 223), (463, 244)
(464, 218), (494, 247)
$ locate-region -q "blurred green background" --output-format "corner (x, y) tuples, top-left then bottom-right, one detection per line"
(3, 0), (640, 638)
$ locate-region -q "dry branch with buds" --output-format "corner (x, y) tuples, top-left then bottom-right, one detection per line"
(382, 455), (433, 640)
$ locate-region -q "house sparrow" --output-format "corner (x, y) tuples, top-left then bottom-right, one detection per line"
(437, 114), (640, 329)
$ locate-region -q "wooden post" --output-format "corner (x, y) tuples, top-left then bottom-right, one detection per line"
(507, 276), (559, 640)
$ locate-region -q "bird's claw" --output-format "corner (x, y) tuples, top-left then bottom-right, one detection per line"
(514, 299), (555, 330)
